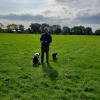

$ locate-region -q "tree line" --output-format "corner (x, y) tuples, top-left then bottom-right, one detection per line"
(0, 23), (100, 35)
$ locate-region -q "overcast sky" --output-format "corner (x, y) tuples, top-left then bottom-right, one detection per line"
(0, 0), (100, 31)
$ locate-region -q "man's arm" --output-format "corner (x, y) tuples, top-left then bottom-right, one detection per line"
(49, 35), (52, 43)
(40, 34), (43, 43)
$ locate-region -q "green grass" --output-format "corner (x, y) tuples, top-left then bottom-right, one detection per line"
(0, 33), (100, 100)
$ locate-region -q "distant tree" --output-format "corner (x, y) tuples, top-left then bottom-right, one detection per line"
(85, 27), (93, 35)
(7, 24), (12, 33)
(70, 26), (91, 35)
(49, 26), (53, 33)
(0, 23), (4, 30)
(79, 26), (86, 35)
(18, 25), (24, 33)
(7, 24), (18, 33)
(94, 30), (100, 35)
(52, 25), (61, 34)
(15, 24), (19, 32)
(55, 28), (61, 34)
(0, 23), (4, 32)
(71, 26), (82, 35)
(63, 26), (70, 34)
(24, 28), (30, 34)
(30, 23), (41, 33)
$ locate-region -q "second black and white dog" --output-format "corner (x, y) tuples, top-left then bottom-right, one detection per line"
(33, 53), (40, 65)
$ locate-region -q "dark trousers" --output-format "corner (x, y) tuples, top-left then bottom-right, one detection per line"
(41, 46), (49, 63)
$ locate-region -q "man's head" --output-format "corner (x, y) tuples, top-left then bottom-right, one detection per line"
(44, 27), (49, 33)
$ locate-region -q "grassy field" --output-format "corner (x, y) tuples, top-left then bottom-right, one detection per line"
(0, 33), (100, 100)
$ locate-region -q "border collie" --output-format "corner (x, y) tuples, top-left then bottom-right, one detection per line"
(33, 53), (40, 65)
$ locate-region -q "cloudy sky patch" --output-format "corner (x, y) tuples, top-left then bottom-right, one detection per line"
(0, 0), (100, 30)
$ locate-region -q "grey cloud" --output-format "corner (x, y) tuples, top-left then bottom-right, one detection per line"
(0, 14), (64, 23)
(55, 0), (74, 4)
(0, 14), (47, 21)
(55, 0), (66, 3)
(77, 13), (100, 24)
(55, 0), (73, 3)
(0, 13), (71, 27)
(43, 10), (52, 15)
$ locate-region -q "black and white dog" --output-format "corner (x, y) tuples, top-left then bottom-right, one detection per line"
(33, 53), (40, 65)
(52, 52), (57, 61)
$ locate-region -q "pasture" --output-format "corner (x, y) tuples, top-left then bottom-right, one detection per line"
(0, 33), (100, 100)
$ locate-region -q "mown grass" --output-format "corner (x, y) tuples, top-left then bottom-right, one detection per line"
(0, 33), (100, 100)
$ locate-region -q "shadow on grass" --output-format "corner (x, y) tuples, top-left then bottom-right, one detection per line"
(32, 63), (41, 67)
(42, 63), (58, 81)
(53, 58), (58, 63)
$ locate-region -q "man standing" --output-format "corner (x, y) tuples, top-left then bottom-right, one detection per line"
(40, 27), (52, 63)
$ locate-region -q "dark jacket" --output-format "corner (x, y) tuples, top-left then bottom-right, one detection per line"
(40, 33), (52, 47)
